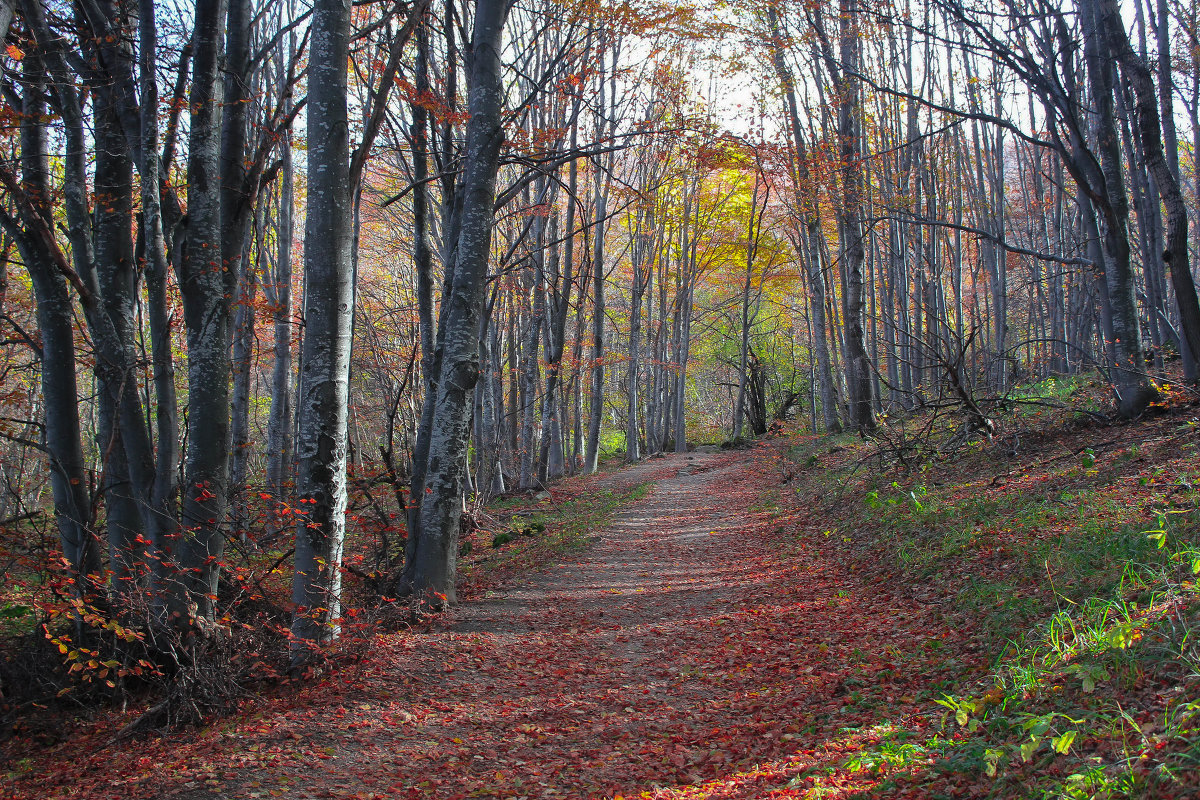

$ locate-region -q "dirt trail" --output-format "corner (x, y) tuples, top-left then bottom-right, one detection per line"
(11, 447), (967, 800)
(308, 450), (797, 799)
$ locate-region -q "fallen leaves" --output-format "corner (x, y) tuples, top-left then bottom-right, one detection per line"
(3, 448), (978, 800)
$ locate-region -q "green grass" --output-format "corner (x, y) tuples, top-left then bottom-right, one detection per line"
(843, 725), (951, 777)
(544, 481), (655, 552)
(846, 516), (1200, 798)
(998, 374), (1108, 420)
(924, 540), (1200, 797)
(852, 466), (1200, 653)
(464, 480), (657, 585)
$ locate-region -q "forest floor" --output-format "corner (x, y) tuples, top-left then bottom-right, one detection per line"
(6, 379), (1200, 799)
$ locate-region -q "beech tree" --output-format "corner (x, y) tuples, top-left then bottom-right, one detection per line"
(407, 0), (511, 607)
(290, 0), (355, 652)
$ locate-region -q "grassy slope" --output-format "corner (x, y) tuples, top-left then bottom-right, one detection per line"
(772, 375), (1200, 799)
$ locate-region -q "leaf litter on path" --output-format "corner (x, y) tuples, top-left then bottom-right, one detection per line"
(5, 446), (981, 800)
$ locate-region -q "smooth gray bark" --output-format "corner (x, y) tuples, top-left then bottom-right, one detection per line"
(824, 1), (876, 433)
(230, 212), (261, 537)
(411, 0), (510, 607)
(583, 40), (616, 473)
(177, 0), (233, 623)
(1098, 0), (1200, 379)
(626, 201), (651, 462)
(7, 54), (99, 597)
(291, 0), (355, 654)
(94, 91), (147, 597)
(518, 189), (544, 487)
(537, 146), (577, 483)
(138, 0), (180, 562)
(404, 0), (461, 594)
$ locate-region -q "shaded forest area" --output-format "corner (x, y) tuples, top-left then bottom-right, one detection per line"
(2, 0), (1200, 788)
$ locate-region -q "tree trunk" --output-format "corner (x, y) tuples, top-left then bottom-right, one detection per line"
(175, 0), (233, 624)
(584, 40), (615, 473)
(411, 0), (510, 607)
(833, 1), (876, 433)
(1080, 0), (1157, 416)
(11, 55), (99, 598)
(1097, 0), (1200, 379)
(138, 0), (180, 541)
(291, 0), (355, 655)
(626, 203), (651, 463)
(94, 90), (147, 597)
(230, 210), (261, 538)
(266, 63), (295, 515)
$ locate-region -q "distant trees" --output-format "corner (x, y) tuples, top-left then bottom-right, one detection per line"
(749, 0), (1200, 425)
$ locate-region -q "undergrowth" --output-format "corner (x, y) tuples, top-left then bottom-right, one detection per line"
(778, 372), (1200, 798)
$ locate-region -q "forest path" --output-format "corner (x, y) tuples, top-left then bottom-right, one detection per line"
(14, 444), (967, 800)
(289, 449), (810, 799)
(200, 446), (951, 800)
